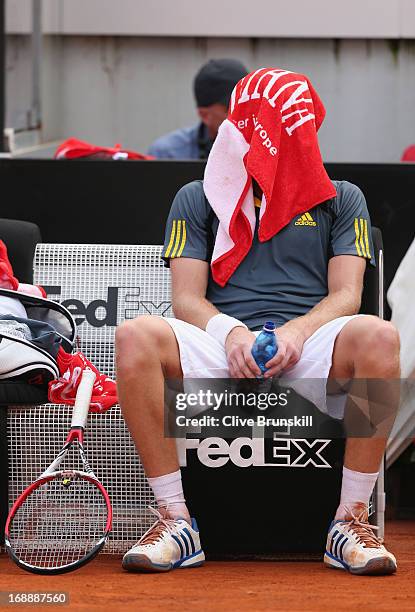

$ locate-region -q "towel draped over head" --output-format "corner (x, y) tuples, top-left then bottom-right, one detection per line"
(204, 67), (337, 287)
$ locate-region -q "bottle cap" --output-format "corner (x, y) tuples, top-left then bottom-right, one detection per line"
(263, 321), (276, 332)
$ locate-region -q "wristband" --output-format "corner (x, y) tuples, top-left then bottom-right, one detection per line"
(205, 313), (248, 347)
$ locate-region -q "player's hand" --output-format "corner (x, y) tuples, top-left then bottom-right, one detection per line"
(225, 327), (262, 378)
(264, 322), (307, 378)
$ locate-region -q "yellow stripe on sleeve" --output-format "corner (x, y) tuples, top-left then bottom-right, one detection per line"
(354, 218), (362, 256)
(171, 220), (182, 258)
(364, 220), (371, 259)
(164, 220), (176, 258)
(176, 220), (187, 257)
(359, 218), (367, 257)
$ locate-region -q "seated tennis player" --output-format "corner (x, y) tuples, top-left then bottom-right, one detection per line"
(116, 68), (400, 575)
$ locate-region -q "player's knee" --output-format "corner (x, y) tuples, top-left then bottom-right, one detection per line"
(356, 318), (400, 372)
(363, 319), (399, 354)
(115, 316), (161, 374)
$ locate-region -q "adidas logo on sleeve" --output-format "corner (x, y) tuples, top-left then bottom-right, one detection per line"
(295, 212), (317, 226)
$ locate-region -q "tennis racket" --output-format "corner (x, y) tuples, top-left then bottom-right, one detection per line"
(5, 368), (112, 574)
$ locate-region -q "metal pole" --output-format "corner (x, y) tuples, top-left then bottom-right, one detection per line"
(30, 0), (42, 129)
(375, 248), (386, 539)
(0, 0), (5, 151)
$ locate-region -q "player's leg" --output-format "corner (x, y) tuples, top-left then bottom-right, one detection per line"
(116, 315), (204, 571)
(325, 315), (400, 575)
(330, 315), (400, 500)
(116, 315), (182, 480)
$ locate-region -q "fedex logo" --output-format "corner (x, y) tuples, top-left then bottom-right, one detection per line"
(44, 285), (171, 327)
(181, 436), (332, 469)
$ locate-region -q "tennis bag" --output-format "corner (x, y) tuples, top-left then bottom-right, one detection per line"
(0, 288), (76, 388)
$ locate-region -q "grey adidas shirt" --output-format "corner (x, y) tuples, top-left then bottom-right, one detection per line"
(162, 180), (375, 330)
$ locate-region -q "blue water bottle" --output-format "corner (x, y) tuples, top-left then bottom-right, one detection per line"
(251, 321), (278, 376)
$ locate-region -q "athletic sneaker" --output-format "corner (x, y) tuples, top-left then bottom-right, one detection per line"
(122, 507), (205, 572)
(324, 503), (397, 575)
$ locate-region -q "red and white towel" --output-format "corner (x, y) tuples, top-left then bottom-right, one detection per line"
(204, 67), (336, 287)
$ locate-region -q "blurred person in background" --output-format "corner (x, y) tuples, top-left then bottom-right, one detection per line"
(148, 58), (248, 159)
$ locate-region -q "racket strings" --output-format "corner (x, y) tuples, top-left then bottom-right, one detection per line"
(9, 476), (109, 569)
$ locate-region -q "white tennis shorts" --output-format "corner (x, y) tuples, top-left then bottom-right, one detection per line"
(165, 314), (366, 418)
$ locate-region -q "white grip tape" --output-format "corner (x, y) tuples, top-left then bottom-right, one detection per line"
(70, 368), (96, 429)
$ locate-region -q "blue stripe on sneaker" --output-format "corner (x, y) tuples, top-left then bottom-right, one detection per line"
(180, 532), (190, 557)
(183, 528), (195, 554)
(172, 534), (184, 558)
(173, 549), (203, 569)
(339, 536), (347, 561)
(325, 550), (350, 570)
(330, 530), (339, 555)
(334, 534), (344, 558)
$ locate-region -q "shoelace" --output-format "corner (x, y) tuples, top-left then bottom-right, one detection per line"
(136, 507), (178, 546)
(343, 506), (383, 548)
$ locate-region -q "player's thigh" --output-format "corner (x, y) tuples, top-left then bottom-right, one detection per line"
(116, 315), (182, 378)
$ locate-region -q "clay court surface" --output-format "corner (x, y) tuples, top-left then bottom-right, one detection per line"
(1, 521), (414, 612)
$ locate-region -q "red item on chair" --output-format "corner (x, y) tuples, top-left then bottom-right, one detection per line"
(401, 145), (415, 162)
(55, 138), (153, 161)
(0, 240), (19, 290)
(0, 239), (45, 296)
(48, 347), (118, 413)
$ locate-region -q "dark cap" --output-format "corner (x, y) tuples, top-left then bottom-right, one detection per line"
(194, 58), (249, 108)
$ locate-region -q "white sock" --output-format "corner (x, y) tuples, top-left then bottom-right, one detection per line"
(335, 466), (379, 520)
(147, 470), (190, 523)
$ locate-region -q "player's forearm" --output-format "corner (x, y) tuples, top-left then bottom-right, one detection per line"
(285, 287), (362, 341)
(172, 293), (220, 331)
